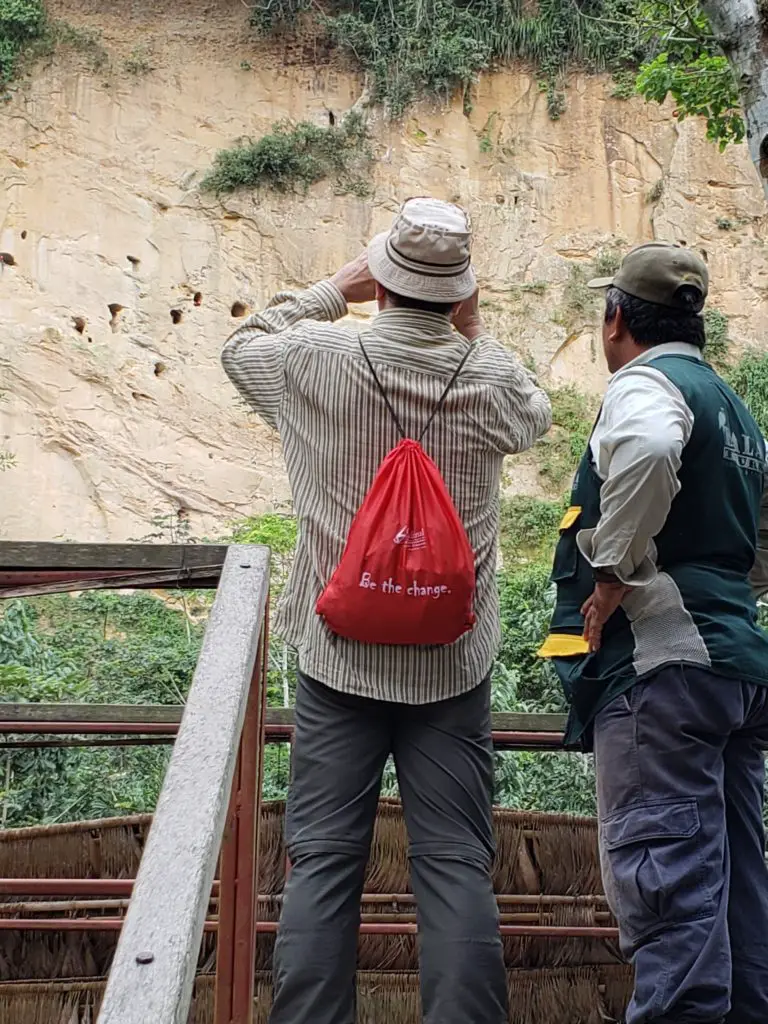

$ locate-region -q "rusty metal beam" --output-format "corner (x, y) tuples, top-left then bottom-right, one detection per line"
(0, 918), (618, 939)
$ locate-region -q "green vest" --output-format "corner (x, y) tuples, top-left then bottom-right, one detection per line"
(544, 354), (768, 749)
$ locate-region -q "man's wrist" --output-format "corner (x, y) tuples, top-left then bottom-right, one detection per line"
(593, 567), (622, 584)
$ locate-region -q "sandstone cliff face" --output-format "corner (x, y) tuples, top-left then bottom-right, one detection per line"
(2, 0), (767, 542)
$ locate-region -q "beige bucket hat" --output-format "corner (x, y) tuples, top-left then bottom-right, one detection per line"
(367, 197), (476, 303)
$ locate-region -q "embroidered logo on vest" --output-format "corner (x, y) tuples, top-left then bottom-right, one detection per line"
(718, 408), (763, 473)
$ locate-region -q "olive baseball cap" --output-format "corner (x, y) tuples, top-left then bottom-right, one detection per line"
(588, 242), (708, 310)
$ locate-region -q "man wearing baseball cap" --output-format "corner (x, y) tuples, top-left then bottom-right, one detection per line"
(222, 197), (552, 1023)
(540, 242), (768, 1024)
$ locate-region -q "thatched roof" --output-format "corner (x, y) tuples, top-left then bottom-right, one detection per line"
(0, 801), (632, 1022)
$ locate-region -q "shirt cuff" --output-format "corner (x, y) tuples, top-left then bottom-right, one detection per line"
(303, 280), (348, 322)
(576, 527), (658, 587)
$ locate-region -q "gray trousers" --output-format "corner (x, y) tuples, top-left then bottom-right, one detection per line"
(595, 664), (768, 1024)
(268, 671), (508, 1024)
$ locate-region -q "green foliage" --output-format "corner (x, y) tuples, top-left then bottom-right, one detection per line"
(726, 351), (768, 437)
(478, 111), (498, 153)
(495, 750), (596, 814)
(231, 512), (297, 560)
(496, 562), (562, 710)
(201, 110), (371, 196)
(253, 0), (648, 119)
(499, 495), (567, 565)
(556, 264), (594, 327)
(703, 307), (729, 369)
(611, 68), (636, 99)
(592, 245), (622, 278)
(535, 385), (594, 488)
(0, 593), (204, 826)
(0, 450), (16, 470)
(0, 0), (46, 83)
(230, 512), (300, 707)
(123, 46), (154, 75)
(250, 0), (312, 35)
(636, 50), (743, 151)
(521, 281), (548, 296)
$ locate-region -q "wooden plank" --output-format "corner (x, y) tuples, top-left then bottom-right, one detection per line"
(492, 712), (567, 732)
(96, 544), (270, 1024)
(0, 542), (228, 572)
(0, 567), (224, 597)
(0, 704), (567, 733)
(0, 704), (185, 725)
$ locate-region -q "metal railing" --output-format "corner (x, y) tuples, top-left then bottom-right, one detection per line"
(0, 540), (617, 1023)
(0, 541), (271, 1024)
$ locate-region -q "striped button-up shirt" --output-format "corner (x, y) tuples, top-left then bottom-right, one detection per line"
(222, 280), (551, 703)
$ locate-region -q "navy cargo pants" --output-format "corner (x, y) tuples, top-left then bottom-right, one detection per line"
(268, 672), (508, 1024)
(594, 664), (768, 1024)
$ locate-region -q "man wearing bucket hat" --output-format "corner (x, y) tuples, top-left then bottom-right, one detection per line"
(222, 197), (551, 1023)
(540, 242), (768, 1024)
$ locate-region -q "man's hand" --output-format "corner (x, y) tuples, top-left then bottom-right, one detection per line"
(581, 581), (631, 652)
(330, 251), (376, 305)
(451, 288), (486, 341)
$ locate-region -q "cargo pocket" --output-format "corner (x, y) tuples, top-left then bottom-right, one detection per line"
(600, 799), (710, 947)
(550, 505), (582, 583)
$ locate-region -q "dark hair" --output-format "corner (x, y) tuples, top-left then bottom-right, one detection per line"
(384, 288), (455, 316)
(605, 285), (706, 350)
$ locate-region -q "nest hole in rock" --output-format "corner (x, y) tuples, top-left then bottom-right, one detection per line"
(170, 309), (183, 324)
(72, 316), (86, 334)
(154, 361), (167, 377)
(108, 303), (124, 332)
(760, 135), (768, 180)
(0, 252), (16, 266)
(231, 301), (248, 318)
(194, 291), (203, 306)
(20, 230), (27, 240)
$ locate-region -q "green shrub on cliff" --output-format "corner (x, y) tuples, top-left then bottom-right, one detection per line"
(201, 111), (371, 196)
(0, 0), (46, 84)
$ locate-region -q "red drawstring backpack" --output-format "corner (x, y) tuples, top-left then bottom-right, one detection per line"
(316, 337), (477, 646)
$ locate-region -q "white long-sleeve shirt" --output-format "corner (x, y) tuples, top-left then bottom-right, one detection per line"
(576, 341), (768, 598)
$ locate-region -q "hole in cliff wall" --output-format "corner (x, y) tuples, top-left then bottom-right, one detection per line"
(0, 253), (16, 266)
(108, 303), (124, 332)
(231, 301), (248, 317)
(154, 361), (167, 376)
(72, 316), (86, 334)
(127, 255), (140, 268)
(760, 136), (768, 180)
(20, 230), (27, 240)
(328, 110), (336, 126)
(170, 309), (183, 324)
(194, 291), (203, 306)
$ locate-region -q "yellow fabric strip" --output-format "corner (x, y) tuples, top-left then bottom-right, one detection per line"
(559, 505), (582, 531)
(537, 633), (590, 658)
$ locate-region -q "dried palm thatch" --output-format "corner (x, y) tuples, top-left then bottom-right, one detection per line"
(0, 801), (602, 897)
(0, 975), (214, 1024)
(1, 800), (617, 986)
(253, 966), (633, 1024)
(0, 968), (632, 1024)
(0, 815), (152, 881)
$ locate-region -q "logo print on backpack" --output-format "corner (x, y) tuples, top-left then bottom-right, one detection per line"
(316, 336), (477, 646)
(393, 527), (426, 550)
